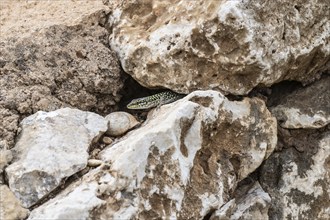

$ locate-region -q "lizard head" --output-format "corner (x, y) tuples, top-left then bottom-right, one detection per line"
(127, 97), (155, 109)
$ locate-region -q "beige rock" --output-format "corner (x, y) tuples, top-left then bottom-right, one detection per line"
(0, 0), (108, 39)
(0, 149), (12, 171)
(0, 149), (13, 184)
(0, 1), (123, 149)
(105, 111), (140, 136)
(0, 185), (29, 220)
(108, 0), (329, 95)
(102, 136), (113, 145)
(88, 159), (103, 167)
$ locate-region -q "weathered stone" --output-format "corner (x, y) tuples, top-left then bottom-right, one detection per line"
(0, 1), (123, 149)
(105, 111), (140, 136)
(260, 127), (330, 219)
(0, 185), (29, 220)
(271, 75), (330, 129)
(5, 108), (108, 208)
(29, 91), (277, 219)
(211, 182), (271, 220)
(0, 0), (108, 39)
(28, 181), (105, 220)
(108, 0), (329, 95)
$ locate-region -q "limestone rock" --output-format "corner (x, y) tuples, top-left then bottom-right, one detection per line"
(108, 0), (329, 95)
(271, 75), (330, 129)
(0, 185), (29, 220)
(105, 111), (140, 136)
(5, 108), (108, 208)
(28, 181), (105, 220)
(0, 1), (123, 149)
(211, 182), (271, 220)
(29, 91), (277, 219)
(260, 127), (330, 219)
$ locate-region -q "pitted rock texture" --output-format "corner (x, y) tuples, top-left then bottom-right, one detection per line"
(0, 3), (123, 149)
(5, 108), (108, 208)
(108, 0), (329, 95)
(0, 0), (108, 39)
(260, 126), (330, 219)
(270, 75), (330, 129)
(28, 91), (277, 219)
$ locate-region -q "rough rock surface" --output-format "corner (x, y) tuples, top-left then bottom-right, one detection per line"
(27, 181), (105, 220)
(107, 0), (329, 95)
(5, 108), (108, 208)
(271, 75), (330, 129)
(0, 185), (29, 220)
(28, 91), (277, 219)
(0, 1), (123, 149)
(211, 182), (271, 220)
(1, 1), (329, 219)
(0, 0), (108, 39)
(260, 126), (330, 219)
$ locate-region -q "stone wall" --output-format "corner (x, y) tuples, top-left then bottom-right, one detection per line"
(0, 0), (329, 219)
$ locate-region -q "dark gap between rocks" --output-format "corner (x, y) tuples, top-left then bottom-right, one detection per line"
(202, 208), (216, 220)
(265, 80), (303, 108)
(247, 80), (302, 107)
(117, 72), (182, 120)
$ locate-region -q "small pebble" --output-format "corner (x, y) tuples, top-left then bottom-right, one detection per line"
(87, 159), (103, 167)
(102, 136), (113, 145)
(105, 111), (140, 136)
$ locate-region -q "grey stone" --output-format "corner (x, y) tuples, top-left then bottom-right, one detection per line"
(5, 108), (108, 208)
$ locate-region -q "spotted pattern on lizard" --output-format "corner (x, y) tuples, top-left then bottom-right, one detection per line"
(127, 91), (184, 110)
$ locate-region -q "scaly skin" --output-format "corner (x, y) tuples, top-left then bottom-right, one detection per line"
(127, 91), (184, 110)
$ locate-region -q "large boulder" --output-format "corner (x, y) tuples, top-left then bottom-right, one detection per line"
(28, 90), (277, 219)
(107, 0), (329, 95)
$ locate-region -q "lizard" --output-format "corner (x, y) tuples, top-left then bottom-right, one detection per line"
(127, 90), (184, 110)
